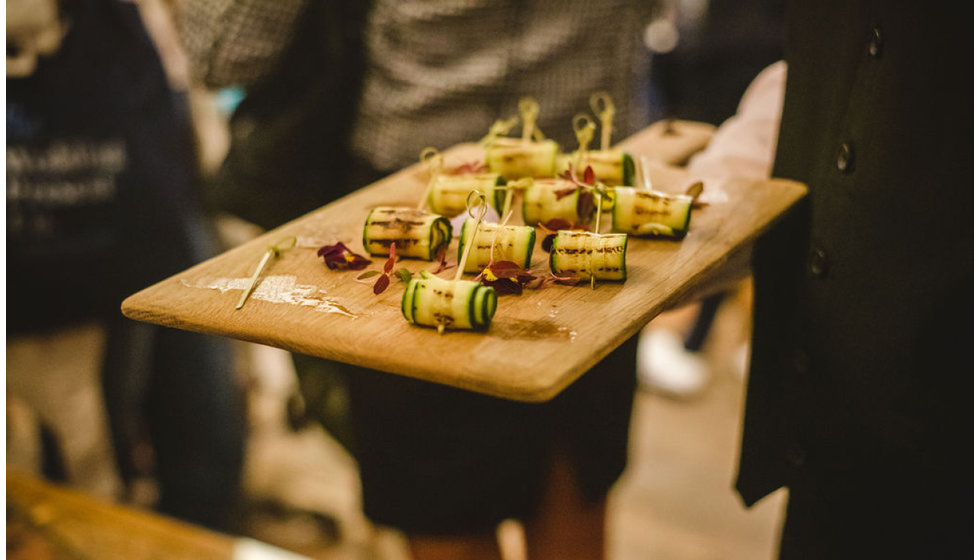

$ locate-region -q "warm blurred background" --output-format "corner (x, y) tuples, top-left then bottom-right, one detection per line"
(7, 0), (787, 558)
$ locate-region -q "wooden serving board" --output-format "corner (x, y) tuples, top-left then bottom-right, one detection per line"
(122, 120), (805, 402)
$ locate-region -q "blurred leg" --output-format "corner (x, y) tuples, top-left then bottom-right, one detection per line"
(523, 451), (606, 560)
(102, 318), (155, 492)
(683, 292), (725, 352)
(522, 336), (637, 560)
(9, 323), (123, 500)
(408, 532), (501, 560)
(146, 326), (246, 531)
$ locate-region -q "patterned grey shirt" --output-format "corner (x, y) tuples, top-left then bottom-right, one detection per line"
(178, 0), (653, 172)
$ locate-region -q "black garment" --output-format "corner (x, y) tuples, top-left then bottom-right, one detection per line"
(7, 2), (205, 330)
(7, 0), (244, 531)
(737, 2), (972, 557)
(347, 336), (638, 534)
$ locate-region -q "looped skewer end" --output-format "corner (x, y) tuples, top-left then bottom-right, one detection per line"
(465, 190), (489, 222)
(504, 177), (533, 191)
(480, 117), (519, 146)
(589, 91), (615, 120)
(589, 92), (615, 151)
(518, 97), (540, 120)
(519, 97), (541, 142)
(420, 146), (441, 165)
(268, 235), (297, 258)
(419, 147), (444, 177)
(417, 148), (445, 209)
(573, 113), (596, 155)
(419, 146), (439, 163)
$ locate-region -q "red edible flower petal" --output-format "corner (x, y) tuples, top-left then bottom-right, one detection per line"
(488, 260), (524, 279)
(562, 162), (596, 188)
(577, 191), (597, 224)
(477, 260), (542, 296)
(317, 242), (348, 258)
(318, 242), (371, 270)
(541, 232), (558, 253)
(541, 218), (573, 232)
(383, 242), (397, 274)
(449, 160), (490, 175)
(484, 277), (524, 296)
(432, 245), (454, 274)
(553, 186), (578, 200)
(583, 165), (595, 185)
(373, 273), (391, 294)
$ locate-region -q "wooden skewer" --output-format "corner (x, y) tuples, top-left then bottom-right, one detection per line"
(236, 236), (297, 310)
(435, 192), (489, 335)
(591, 190), (603, 290)
(455, 191), (487, 283)
(519, 97), (540, 142)
(573, 113), (596, 171)
(417, 147), (443, 210)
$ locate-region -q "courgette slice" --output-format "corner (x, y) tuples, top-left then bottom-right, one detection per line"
(363, 207), (452, 260)
(427, 173), (506, 218)
(610, 187), (693, 239)
(485, 138), (559, 180)
(549, 230), (628, 282)
(521, 179), (591, 226)
(402, 270), (497, 331)
(457, 218), (536, 273)
(556, 149), (635, 187)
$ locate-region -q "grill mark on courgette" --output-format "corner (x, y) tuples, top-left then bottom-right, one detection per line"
(632, 207), (672, 218)
(368, 238), (422, 248)
(554, 246), (624, 254)
(368, 217), (428, 231)
(373, 208), (429, 217)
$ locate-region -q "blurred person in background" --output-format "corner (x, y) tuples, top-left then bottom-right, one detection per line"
(178, 1), (654, 558)
(637, 0), (784, 398)
(7, 0), (245, 532)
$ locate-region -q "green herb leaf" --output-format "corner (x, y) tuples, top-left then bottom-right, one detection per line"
(394, 268), (414, 283)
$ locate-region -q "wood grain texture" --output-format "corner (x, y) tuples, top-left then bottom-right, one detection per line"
(122, 120), (805, 402)
(7, 469), (235, 560)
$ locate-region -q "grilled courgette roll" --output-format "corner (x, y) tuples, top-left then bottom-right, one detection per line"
(521, 179), (592, 226)
(401, 271), (497, 331)
(549, 230), (628, 282)
(363, 207), (452, 260)
(457, 218), (536, 273)
(428, 173), (506, 218)
(485, 138), (559, 180)
(557, 150), (636, 187)
(610, 187), (693, 239)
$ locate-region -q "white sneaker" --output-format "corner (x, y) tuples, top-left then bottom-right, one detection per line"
(636, 328), (710, 399)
